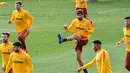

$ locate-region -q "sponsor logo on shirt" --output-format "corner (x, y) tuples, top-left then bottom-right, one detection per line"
(14, 61), (23, 64)
(16, 18), (23, 20)
(125, 35), (130, 37)
(2, 52), (10, 54)
(76, 26), (84, 30)
(14, 56), (24, 64)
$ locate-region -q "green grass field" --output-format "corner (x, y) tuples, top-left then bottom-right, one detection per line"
(0, 0), (130, 73)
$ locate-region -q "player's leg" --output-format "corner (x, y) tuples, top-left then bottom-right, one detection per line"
(18, 30), (29, 52)
(58, 33), (81, 44)
(75, 40), (88, 73)
(125, 52), (130, 71)
(82, 8), (87, 18)
(75, 49), (88, 73)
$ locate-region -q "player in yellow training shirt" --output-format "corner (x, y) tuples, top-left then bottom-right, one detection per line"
(5, 42), (33, 73)
(58, 9), (94, 73)
(75, 0), (94, 28)
(116, 16), (130, 71)
(0, 2), (6, 6)
(0, 32), (13, 73)
(7, 1), (34, 53)
(76, 0), (87, 18)
(75, 40), (112, 73)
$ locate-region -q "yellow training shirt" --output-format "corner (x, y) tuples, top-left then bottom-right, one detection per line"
(121, 27), (130, 52)
(5, 51), (33, 73)
(81, 49), (112, 73)
(10, 9), (34, 32)
(65, 18), (94, 40)
(0, 2), (6, 6)
(0, 42), (13, 68)
(76, 0), (87, 8)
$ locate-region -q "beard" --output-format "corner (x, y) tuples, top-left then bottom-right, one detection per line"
(14, 49), (19, 52)
(78, 17), (83, 21)
(3, 40), (8, 43)
(13, 48), (20, 52)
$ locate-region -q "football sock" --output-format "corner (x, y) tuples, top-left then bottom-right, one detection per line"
(83, 69), (88, 73)
(63, 38), (67, 42)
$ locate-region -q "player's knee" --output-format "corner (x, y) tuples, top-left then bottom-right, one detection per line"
(18, 36), (24, 41)
(125, 65), (130, 71)
(76, 56), (81, 62)
(73, 34), (81, 41)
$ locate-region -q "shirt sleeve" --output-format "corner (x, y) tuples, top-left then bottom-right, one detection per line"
(24, 11), (34, 28)
(5, 53), (13, 73)
(10, 11), (15, 24)
(0, 2), (5, 6)
(86, 21), (94, 33)
(100, 51), (106, 73)
(65, 20), (75, 32)
(26, 54), (34, 73)
(81, 57), (96, 70)
(121, 37), (125, 42)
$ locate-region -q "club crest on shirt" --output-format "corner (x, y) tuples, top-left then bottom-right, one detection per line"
(82, 24), (84, 27)
(20, 14), (24, 17)
(20, 57), (23, 60)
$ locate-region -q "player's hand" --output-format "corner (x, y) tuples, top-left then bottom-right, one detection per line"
(1, 66), (5, 70)
(75, 68), (82, 73)
(7, 20), (11, 24)
(126, 41), (130, 44)
(116, 42), (121, 45)
(63, 25), (67, 29)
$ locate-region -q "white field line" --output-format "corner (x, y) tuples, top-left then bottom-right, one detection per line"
(29, 8), (130, 14)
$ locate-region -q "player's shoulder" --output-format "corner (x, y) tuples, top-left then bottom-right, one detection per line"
(13, 10), (17, 13)
(10, 52), (15, 56)
(72, 19), (78, 22)
(123, 27), (127, 31)
(22, 51), (30, 56)
(8, 42), (13, 45)
(22, 9), (29, 13)
(0, 43), (4, 47)
(84, 18), (91, 22)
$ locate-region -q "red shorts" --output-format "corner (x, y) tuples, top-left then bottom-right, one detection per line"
(75, 36), (88, 52)
(4, 68), (13, 73)
(76, 8), (88, 18)
(18, 30), (29, 39)
(125, 52), (130, 69)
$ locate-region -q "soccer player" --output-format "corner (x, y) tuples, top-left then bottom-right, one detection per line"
(7, 1), (34, 52)
(0, 32), (13, 73)
(0, 2), (7, 6)
(76, 0), (87, 18)
(5, 42), (33, 73)
(116, 16), (130, 71)
(58, 9), (94, 73)
(75, 40), (112, 73)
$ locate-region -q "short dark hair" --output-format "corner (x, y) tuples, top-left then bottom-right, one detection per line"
(2, 32), (10, 37)
(16, 1), (22, 6)
(13, 42), (22, 48)
(92, 40), (102, 45)
(76, 9), (83, 15)
(124, 16), (130, 19)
